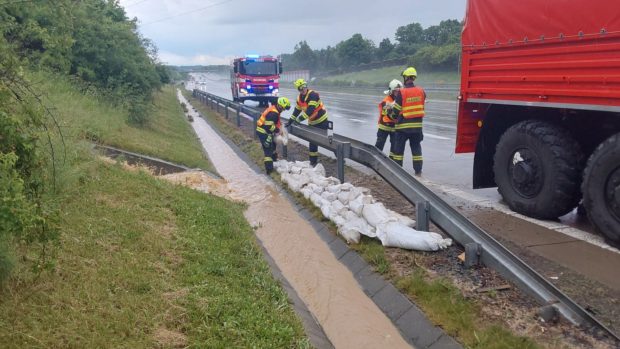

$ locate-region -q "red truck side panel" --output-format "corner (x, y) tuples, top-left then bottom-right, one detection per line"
(457, 0), (620, 153)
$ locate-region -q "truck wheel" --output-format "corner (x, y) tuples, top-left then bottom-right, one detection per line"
(493, 120), (583, 219)
(582, 133), (620, 244)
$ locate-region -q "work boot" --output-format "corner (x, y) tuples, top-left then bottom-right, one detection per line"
(414, 170), (422, 177)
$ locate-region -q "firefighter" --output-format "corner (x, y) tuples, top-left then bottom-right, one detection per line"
(256, 97), (291, 174)
(286, 79), (329, 166)
(391, 67), (426, 175)
(376, 79), (402, 159)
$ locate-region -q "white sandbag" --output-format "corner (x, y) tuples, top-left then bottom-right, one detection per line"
(330, 200), (347, 216)
(289, 166), (302, 175)
(310, 193), (323, 207)
(295, 161), (311, 168)
(275, 128), (289, 145)
(300, 187), (313, 199)
(337, 191), (351, 205)
(312, 185), (324, 194)
(377, 222), (452, 251)
(312, 176), (329, 188)
(320, 203), (331, 219)
(349, 195), (374, 216)
(313, 163), (326, 177)
(362, 203), (395, 228)
(338, 226), (361, 244)
(387, 210), (416, 227)
(330, 214), (347, 228)
(340, 183), (354, 191)
(326, 184), (341, 194)
(288, 173), (311, 192)
(325, 176), (341, 185)
(321, 191), (338, 202)
(342, 211), (377, 238)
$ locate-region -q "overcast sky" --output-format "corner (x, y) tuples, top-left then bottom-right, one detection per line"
(119, 0), (467, 66)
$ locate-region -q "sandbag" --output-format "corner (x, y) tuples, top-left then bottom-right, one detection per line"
(301, 187), (313, 199)
(340, 213), (375, 239)
(295, 161), (311, 168)
(340, 183), (354, 191)
(362, 203), (394, 228)
(310, 193), (323, 207)
(349, 195), (373, 216)
(320, 203), (331, 219)
(330, 213), (347, 228)
(388, 211), (416, 227)
(337, 191), (352, 205)
(313, 163), (326, 177)
(325, 176), (341, 186)
(326, 184), (341, 194)
(377, 222), (452, 251)
(312, 176), (329, 188)
(330, 200), (347, 216)
(321, 191), (338, 202)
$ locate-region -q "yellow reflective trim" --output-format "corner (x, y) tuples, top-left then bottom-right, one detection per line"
(263, 120), (274, 125)
(264, 157), (273, 162)
(309, 113), (328, 125)
(270, 124), (276, 132)
(395, 122), (423, 129)
(403, 111), (425, 117)
(378, 124), (395, 132)
(412, 156), (423, 161)
(298, 112), (308, 121)
(393, 104), (402, 111)
(392, 155), (404, 160)
(309, 151), (320, 156)
(308, 101), (320, 107)
(256, 127), (267, 134)
(403, 105), (424, 111)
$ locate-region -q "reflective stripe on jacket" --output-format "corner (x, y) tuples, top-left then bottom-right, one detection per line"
(378, 95), (395, 131)
(256, 106), (281, 134)
(294, 90), (328, 125)
(395, 86), (425, 131)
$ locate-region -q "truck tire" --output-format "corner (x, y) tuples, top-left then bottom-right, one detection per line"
(493, 120), (583, 219)
(582, 133), (620, 244)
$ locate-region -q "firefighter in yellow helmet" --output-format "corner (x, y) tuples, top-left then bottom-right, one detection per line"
(256, 97), (291, 174)
(376, 79), (402, 159)
(286, 78), (329, 166)
(391, 67), (426, 175)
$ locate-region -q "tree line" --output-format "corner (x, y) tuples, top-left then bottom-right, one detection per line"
(281, 20), (462, 73)
(0, 0), (168, 280)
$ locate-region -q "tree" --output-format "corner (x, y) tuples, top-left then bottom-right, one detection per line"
(336, 33), (375, 66)
(423, 20), (462, 45)
(292, 40), (317, 71)
(377, 38), (394, 59)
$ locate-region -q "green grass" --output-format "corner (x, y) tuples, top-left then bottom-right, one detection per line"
(319, 66), (460, 86)
(0, 161), (308, 348)
(184, 91), (542, 349)
(37, 74), (215, 172)
(0, 76), (309, 347)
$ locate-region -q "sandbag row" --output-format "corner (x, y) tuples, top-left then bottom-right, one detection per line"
(274, 160), (452, 251)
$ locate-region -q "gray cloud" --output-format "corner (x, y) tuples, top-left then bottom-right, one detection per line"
(121, 0), (466, 65)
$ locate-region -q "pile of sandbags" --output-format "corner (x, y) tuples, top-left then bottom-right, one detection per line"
(274, 160), (452, 251)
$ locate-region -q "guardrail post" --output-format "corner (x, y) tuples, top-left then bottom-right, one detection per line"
(225, 102), (229, 119)
(216, 99), (220, 114)
(416, 200), (430, 231)
(236, 107), (241, 126)
(336, 142), (351, 183)
(282, 144), (288, 159)
(464, 243), (481, 268)
(253, 115), (258, 139)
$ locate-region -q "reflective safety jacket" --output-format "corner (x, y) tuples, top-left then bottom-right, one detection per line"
(393, 85), (426, 132)
(378, 95), (396, 132)
(256, 106), (281, 135)
(291, 90), (328, 125)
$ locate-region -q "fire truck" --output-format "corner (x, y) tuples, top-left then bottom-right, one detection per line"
(230, 55), (282, 106)
(456, 0), (620, 244)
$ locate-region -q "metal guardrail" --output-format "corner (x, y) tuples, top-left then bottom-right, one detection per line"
(191, 89), (619, 342)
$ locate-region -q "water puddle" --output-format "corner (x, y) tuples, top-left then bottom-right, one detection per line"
(177, 91), (412, 348)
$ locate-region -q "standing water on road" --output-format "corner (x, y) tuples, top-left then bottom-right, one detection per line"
(177, 90), (413, 348)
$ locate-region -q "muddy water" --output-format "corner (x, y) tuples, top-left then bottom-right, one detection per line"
(178, 91), (412, 348)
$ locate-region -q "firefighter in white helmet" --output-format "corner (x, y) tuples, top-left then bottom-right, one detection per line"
(376, 79), (402, 159)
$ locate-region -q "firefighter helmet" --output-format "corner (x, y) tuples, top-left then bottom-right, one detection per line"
(402, 67), (418, 78)
(384, 79), (403, 94)
(293, 78), (307, 90)
(277, 97), (291, 110)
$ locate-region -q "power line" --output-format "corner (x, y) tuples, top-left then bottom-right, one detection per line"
(140, 0), (234, 26)
(125, 0), (150, 8)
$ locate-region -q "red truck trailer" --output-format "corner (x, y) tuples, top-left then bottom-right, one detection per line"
(456, 0), (620, 243)
(230, 55), (282, 107)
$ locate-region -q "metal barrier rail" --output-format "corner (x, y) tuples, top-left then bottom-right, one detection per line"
(191, 89), (619, 341)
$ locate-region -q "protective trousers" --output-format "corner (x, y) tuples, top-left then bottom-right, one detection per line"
(257, 132), (277, 174)
(392, 131), (423, 174)
(375, 128), (396, 158)
(309, 120), (329, 166)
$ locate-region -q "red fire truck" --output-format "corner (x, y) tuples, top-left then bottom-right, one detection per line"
(230, 55), (282, 106)
(456, 0), (620, 244)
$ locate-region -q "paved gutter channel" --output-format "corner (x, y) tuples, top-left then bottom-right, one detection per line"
(180, 92), (462, 349)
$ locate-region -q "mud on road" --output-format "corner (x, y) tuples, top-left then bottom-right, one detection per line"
(188, 93), (619, 348)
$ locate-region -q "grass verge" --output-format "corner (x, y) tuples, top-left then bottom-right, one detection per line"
(37, 73), (215, 172)
(183, 89), (541, 349)
(317, 66), (459, 86)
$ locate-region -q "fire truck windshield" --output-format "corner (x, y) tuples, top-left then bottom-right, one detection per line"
(240, 61), (277, 76)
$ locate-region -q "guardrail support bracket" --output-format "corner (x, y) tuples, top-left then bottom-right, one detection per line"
(336, 142), (351, 183)
(415, 200), (430, 231)
(464, 242), (481, 268)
